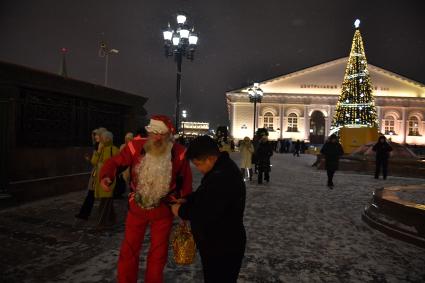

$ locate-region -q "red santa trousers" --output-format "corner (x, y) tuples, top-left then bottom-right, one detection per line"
(117, 199), (173, 283)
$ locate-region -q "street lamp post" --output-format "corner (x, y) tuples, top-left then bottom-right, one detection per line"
(59, 47), (68, 77)
(248, 83), (264, 138)
(389, 130), (394, 142)
(98, 42), (119, 87)
(182, 109), (188, 138)
(162, 13), (198, 133)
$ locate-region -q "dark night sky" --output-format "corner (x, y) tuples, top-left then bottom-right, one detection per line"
(1, 0), (424, 129)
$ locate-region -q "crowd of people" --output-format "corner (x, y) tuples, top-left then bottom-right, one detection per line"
(238, 135), (307, 184)
(73, 115), (394, 282)
(237, 133), (393, 190)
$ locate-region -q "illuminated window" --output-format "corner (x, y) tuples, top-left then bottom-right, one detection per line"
(384, 117), (395, 135)
(408, 116), (420, 136)
(287, 113), (298, 132)
(263, 112), (274, 130)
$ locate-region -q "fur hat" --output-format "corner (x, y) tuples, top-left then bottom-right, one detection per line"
(145, 115), (175, 134)
(93, 127), (107, 135)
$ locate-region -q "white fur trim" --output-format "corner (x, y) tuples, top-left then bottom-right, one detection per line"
(145, 119), (169, 134)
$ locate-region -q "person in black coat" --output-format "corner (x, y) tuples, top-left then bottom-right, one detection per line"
(320, 134), (344, 189)
(300, 140), (306, 154)
(278, 139), (285, 153)
(171, 135), (246, 283)
(284, 139), (290, 153)
(372, 135), (393, 180)
(255, 136), (273, 184)
(293, 140), (301, 157)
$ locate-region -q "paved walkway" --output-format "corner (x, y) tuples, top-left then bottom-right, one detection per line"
(1, 153), (424, 282)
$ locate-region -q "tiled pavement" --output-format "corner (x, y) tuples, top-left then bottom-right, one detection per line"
(1, 153), (424, 282)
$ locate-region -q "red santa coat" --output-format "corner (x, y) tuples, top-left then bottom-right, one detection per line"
(100, 137), (192, 283)
(99, 138), (192, 200)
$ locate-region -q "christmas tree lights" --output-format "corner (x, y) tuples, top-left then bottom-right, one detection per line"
(331, 19), (378, 135)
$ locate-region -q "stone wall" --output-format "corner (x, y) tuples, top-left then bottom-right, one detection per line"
(0, 61), (148, 202)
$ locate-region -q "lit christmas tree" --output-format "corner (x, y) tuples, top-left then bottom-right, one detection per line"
(331, 19), (378, 135)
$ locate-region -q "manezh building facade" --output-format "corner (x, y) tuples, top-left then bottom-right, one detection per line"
(226, 57), (425, 145)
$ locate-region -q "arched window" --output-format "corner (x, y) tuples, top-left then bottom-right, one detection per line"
(384, 116), (395, 135)
(408, 116), (420, 136)
(263, 112), (274, 130)
(287, 113), (298, 132)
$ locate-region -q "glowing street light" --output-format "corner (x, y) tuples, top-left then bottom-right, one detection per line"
(247, 83), (264, 138)
(162, 13), (199, 132)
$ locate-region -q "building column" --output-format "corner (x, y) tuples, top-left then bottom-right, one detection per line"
(325, 116), (330, 138)
(281, 105), (286, 136)
(401, 107), (407, 144)
(279, 104), (283, 139)
(325, 105), (331, 138)
(231, 103), (236, 137)
(304, 105), (309, 141)
(376, 106), (382, 132)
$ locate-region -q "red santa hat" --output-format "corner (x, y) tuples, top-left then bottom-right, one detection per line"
(145, 115), (175, 134)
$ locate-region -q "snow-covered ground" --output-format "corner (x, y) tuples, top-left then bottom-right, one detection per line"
(1, 153), (424, 282)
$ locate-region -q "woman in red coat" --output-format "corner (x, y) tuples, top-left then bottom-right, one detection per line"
(100, 115), (192, 283)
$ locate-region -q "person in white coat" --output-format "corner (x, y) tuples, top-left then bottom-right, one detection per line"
(239, 136), (254, 181)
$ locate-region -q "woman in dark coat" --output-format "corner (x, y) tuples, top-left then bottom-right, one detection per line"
(255, 136), (273, 184)
(320, 134), (344, 189)
(372, 135), (393, 179)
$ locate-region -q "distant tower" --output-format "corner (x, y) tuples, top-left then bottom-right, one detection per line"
(59, 47), (68, 77)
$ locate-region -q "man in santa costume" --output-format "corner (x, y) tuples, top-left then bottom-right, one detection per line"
(99, 115), (192, 283)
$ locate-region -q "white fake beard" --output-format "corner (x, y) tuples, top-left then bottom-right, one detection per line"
(144, 137), (170, 156)
(135, 142), (173, 208)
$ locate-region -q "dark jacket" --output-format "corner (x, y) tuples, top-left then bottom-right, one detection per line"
(255, 141), (273, 172)
(372, 141), (393, 160)
(320, 141), (344, 171)
(179, 152), (246, 256)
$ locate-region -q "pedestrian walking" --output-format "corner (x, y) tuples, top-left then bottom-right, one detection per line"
(300, 140), (306, 154)
(114, 132), (134, 199)
(255, 136), (273, 184)
(120, 132), (134, 151)
(218, 137), (232, 153)
(293, 140), (301, 157)
(320, 134), (344, 189)
(271, 140), (278, 152)
(284, 139), (291, 153)
(278, 139), (284, 153)
(372, 135), (393, 180)
(99, 115), (192, 283)
(239, 137), (254, 181)
(93, 130), (120, 228)
(75, 127), (107, 221)
(252, 136), (260, 174)
(171, 135), (246, 283)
